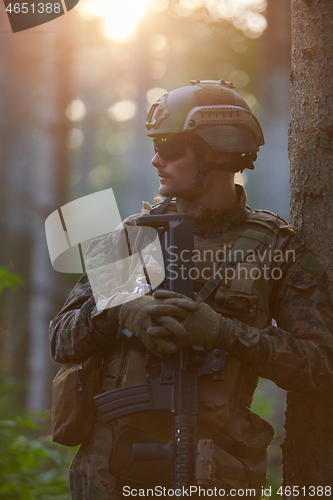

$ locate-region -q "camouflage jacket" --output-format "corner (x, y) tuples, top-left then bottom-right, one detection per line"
(50, 186), (333, 499)
(50, 186), (333, 394)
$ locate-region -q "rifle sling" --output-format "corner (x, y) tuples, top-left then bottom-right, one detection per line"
(150, 197), (173, 215)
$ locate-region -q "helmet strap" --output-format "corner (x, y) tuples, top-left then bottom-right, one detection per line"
(191, 142), (210, 187)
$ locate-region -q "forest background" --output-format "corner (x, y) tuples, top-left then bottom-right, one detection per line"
(0, 0), (291, 497)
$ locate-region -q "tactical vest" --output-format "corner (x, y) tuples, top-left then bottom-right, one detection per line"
(102, 200), (295, 493)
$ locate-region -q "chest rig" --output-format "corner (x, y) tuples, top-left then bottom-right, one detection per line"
(159, 199), (292, 331)
(102, 200), (292, 396)
(193, 212), (284, 330)
(99, 199), (293, 491)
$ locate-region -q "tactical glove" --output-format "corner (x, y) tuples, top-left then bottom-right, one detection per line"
(146, 290), (235, 352)
(144, 289), (200, 316)
(119, 294), (192, 356)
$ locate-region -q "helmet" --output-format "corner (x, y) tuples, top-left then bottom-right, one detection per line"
(146, 79), (264, 153)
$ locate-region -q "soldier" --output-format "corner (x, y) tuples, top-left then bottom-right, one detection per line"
(50, 80), (333, 500)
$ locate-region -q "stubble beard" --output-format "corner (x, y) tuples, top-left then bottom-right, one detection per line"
(159, 182), (199, 203)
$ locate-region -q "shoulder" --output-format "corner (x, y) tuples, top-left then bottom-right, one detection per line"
(245, 209), (297, 234)
(240, 209), (299, 257)
(243, 210), (326, 284)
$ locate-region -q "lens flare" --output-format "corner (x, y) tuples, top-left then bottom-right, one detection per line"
(79, 0), (150, 41)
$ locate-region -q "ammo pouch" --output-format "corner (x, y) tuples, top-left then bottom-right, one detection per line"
(213, 408), (275, 491)
(106, 347), (242, 487)
(51, 351), (104, 447)
(106, 347), (273, 490)
(110, 421), (173, 487)
(108, 407), (274, 490)
(217, 407), (275, 459)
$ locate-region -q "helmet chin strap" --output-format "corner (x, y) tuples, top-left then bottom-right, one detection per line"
(191, 141), (210, 187)
(193, 152), (210, 187)
(193, 151), (257, 186)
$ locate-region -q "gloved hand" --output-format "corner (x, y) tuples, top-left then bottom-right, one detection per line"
(145, 290), (233, 352)
(119, 294), (194, 356)
(144, 289), (200, 315)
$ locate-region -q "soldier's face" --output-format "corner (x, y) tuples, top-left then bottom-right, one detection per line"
(151, 143), (199, 199)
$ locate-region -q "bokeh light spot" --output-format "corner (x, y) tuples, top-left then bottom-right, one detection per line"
(231, 36), (248, 53)
(193, 23), (214, 38)
(68, 128), (84, 149)
(178, 0), (204, 12)
(108, 100), (138, 122)
(229, 69), (250, 89)
(70, 173), (82, 187)
(106, 134), (129, 155)
(66, 99), (86, 122)
(217, 3), (237, 19)
(146, 87), (168, 105)
(148, 34), (168, 52)
(149, 0), (169, 12)
(240, 92), (259, 112)
(246, 12), (267, 33)
(151, 61), (167, 79)
(88, 165), (113, 189)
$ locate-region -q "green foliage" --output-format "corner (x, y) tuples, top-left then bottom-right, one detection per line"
(0, 259), (75, 499)
(0, 267), (24, 294)
(252, 379), (285, 499)
(0, 379), (77, 500)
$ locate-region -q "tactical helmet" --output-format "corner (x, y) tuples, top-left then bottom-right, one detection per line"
(146, 79), (264, 153)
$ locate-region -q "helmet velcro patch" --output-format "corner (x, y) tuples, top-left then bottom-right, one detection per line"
(194, 88), (237, 106)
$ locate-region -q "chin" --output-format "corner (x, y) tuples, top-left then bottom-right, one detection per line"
(159, 185), (177, 198)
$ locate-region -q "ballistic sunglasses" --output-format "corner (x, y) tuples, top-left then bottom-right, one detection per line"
(153, 136), (202, 162)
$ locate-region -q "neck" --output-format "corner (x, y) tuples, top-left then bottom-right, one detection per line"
(188, 172), (239, 209)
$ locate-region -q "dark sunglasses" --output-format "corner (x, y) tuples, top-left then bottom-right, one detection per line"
(153, 137), (191, 162)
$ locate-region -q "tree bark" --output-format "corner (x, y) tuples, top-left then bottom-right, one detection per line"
(284, 0), (333, 493)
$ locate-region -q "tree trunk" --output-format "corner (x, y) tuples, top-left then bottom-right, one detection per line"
(27, 25), (73, 411)
(252, 0), (291, 488)
(284, 0), (333, 493)
(27, 31), (59, 411)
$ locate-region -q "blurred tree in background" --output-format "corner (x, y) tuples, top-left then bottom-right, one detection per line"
(0, 0), (291, 492)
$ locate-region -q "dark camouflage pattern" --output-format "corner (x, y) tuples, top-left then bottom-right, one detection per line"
(69, 415), (121, 500)
(49, 185), (333, 499)
(218, 231), (333, 393)
(50, 275), (120, 363)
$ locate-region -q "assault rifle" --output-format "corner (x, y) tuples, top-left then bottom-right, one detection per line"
(94, 213), (226, 488)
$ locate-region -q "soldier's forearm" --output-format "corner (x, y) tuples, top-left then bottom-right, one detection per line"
(50, 301), (120, 363)
(216, 317), (333, 393)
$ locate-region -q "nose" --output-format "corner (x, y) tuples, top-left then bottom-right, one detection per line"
(151, 151), (167, 169)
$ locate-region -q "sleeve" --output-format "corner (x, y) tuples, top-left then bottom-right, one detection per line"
(218, 232), (333, 393)
(49, 213), (141, 363)
(49, 272), (120, 363)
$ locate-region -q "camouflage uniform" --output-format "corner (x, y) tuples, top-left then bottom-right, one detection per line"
(50, 186), (333, 500)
